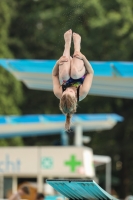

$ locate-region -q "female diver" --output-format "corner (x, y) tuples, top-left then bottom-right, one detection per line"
(52, 29), (94, 131)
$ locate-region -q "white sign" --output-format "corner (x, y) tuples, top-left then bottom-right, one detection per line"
(0, 147), (38, 175)
(0, 147), (95, 178)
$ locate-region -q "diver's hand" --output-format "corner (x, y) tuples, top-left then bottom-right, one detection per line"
(58, 56), (68, 65)
(73, 51), (85, 60)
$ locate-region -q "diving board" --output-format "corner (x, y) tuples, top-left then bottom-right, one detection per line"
(0, 59), (133, 99)
(0, 114), (123, 139)
(47, 179), (118, 200)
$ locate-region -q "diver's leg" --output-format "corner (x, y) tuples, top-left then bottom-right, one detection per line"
(59, 29), (72, 82)
(70, 32), (85, 79)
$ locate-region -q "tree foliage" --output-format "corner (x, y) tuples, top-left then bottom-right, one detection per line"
(0, 0), (24, 147)
(0, 0), (15, 58)
(0, 67), (23, 115)
(8, 0), (133, 60)
(0, 66), (24, 146)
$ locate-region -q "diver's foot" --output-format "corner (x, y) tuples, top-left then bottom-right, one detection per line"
(73, 32), (81, 51)
(64, 29), (72, 46)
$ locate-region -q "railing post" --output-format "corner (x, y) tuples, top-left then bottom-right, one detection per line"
(0, 176), (4, 198)
(12, 176), (17, 193)
(74, 123), (83, 146)
(105, 161), (111, 194)
(61, 130), (68, 146)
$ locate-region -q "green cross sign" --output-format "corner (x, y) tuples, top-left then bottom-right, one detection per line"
(64, 155), (82, 172)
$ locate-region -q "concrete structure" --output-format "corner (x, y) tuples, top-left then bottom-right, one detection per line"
(0, 59), (127, 197)
(0, 146), (95, 198)
(0, 146), (113, 198)
(0, 114), (123, 196)
(0, 114), (123, 146)
(0, 59), (133, 98)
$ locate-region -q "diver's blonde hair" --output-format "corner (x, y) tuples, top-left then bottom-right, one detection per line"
(59, 94), (77, 131)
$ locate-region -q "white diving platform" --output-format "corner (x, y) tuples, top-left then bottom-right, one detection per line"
(0, 59), (133, 99)
(47, 179), (118, 200)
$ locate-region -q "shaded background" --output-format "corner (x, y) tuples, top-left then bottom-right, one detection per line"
(0, 0), (133, 198)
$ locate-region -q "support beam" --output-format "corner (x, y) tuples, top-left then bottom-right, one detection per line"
(12, 176), (17, 193)
(37, 173), (43, 192)
(61, 130), (68, 146)
(110, 64), (121, 77)
(0, 176), (4, 198)
(93, 155), (111, 194)
(105, 161), (111, 194)
(74, 124), (83, 146)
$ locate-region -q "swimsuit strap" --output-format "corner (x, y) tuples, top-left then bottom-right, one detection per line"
(62, 85), (66, 92)
(77, 86), (80, 102)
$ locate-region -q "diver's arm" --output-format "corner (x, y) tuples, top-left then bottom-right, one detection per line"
(82, 56), (94, 74)
(52, 56), (68, 99)
(52, 61), (62, 99)
(52, 61), (60, 76)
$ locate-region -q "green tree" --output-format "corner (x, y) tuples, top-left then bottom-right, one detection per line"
(0, 0), (24, 146)
(0, 67), (23, 115)
(9, 0), (133, 60)
(0, 0), (15, 58)
(0, 66), (24, 146)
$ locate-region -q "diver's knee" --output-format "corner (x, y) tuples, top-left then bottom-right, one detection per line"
(59, 70), (70, 81)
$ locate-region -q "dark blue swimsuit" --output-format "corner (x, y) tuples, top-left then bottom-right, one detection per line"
(62, 75), (86, 102)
